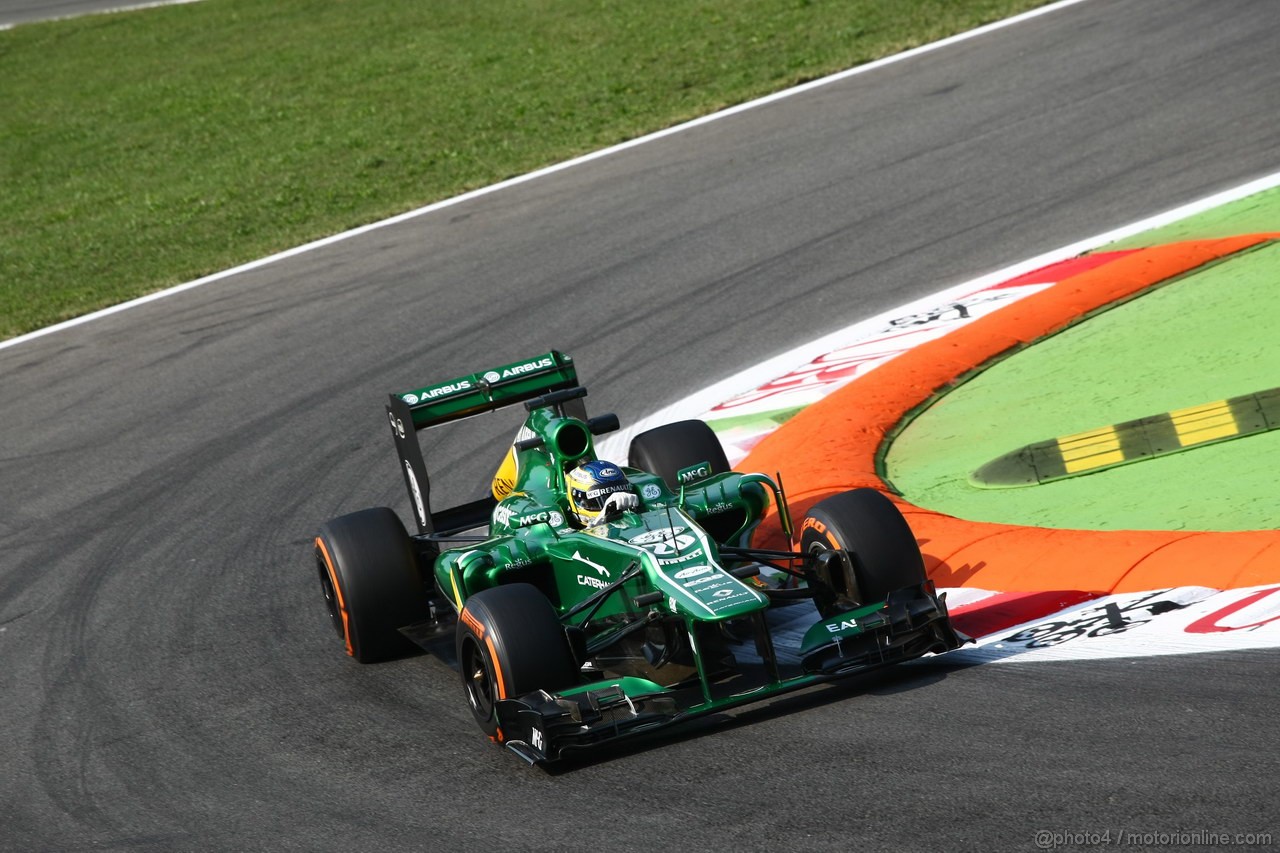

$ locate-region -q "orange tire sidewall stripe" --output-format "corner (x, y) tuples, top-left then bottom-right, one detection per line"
(461, 605), (508, 742)
(742, 236), (1280, 594)
(459, 606), (485, 638)
(314, 537), (355, 657)
(484, 632), (507, 742)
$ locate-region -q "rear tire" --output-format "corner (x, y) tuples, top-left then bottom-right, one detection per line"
(627, 419), (730, 490)
(314, 507), (428, 663)
(455, 583), (579, 739)
(799, 489), (925, 605)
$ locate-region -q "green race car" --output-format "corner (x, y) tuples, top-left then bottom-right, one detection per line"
(314, 351), (966, 763)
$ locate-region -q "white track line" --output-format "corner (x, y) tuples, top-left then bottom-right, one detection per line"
(0, 0), (203, 30)
(1, 0), (1091, 352)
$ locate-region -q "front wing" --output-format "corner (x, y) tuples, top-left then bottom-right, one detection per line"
(495, 583), (968, 763)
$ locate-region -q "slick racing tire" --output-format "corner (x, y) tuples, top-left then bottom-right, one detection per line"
(799, 488), (926, 606)
(627, 419), (730, 490)
(314, 507), (429, 663)
(456, 583), (579, 740)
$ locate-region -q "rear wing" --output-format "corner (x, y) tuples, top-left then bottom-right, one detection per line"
(392, 350), (579, 430)
(385, 351), (582, 535)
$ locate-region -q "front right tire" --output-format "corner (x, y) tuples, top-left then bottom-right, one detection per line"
(455, 583), (579, 740)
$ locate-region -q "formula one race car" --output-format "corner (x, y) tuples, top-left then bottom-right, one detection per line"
(313, 351), (966, 763)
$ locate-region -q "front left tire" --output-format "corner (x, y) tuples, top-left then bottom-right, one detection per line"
(799, 488), (926, 607)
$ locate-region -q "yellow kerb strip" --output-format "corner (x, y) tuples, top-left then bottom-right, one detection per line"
(1171, 400), (1238, 446)
(1057, 426), (1125, 473)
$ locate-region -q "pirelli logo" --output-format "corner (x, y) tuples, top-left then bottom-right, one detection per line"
(972, 387), (1280, 488)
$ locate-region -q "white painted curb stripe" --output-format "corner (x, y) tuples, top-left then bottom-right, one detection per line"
(1, 0), (1091, 352)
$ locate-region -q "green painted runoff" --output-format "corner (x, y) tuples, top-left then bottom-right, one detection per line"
(884, 191), (1280, 531)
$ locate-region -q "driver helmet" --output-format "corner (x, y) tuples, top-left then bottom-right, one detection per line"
(566, 460), (635, 526)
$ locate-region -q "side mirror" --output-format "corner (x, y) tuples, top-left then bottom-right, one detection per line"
(587, 413), (620, 435)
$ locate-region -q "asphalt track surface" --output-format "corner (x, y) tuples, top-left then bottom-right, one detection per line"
(2, 1), (1279, 850)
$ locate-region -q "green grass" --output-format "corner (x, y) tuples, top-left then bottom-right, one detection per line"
(1, 0), (1054, 340)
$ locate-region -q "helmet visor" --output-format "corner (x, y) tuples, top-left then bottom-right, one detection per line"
(572, 482), (632, 514)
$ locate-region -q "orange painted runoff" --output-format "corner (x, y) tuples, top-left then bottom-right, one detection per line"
(741, 236), (1280, 593)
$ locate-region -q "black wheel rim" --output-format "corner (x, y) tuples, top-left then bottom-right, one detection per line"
(315, 557), (345, 638)
(462, 639), (495, 723)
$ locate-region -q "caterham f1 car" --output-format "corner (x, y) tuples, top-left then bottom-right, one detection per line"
(313, 351), (966, 763)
